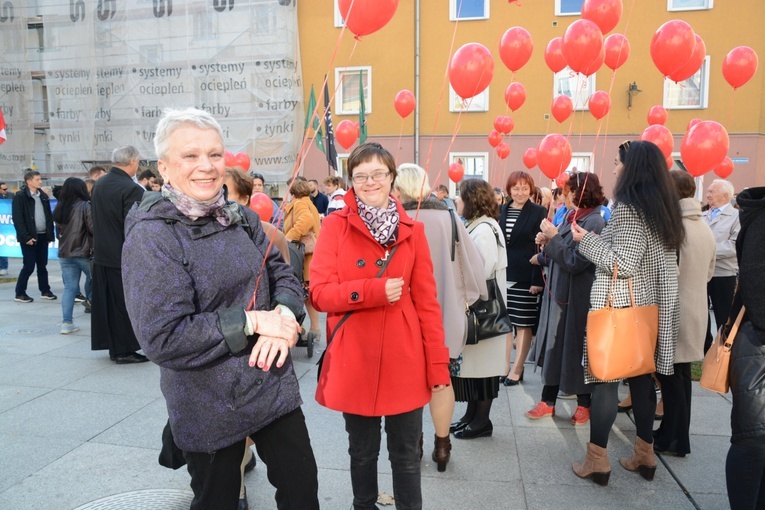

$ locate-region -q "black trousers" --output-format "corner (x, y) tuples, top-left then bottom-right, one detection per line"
(184, 408), (319, 510)
(541, 384), (591, 408)
(90, 264), (140, 356)
(15, 233), (51, 296)
(705, 276), (737, 352)
(726, 438), (765, 510)
(343, 408), (423, 510)
(654, 363), (692, 455)
(589, 374), (656, 448)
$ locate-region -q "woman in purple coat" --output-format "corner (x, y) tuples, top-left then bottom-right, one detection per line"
(122, 108), (318, 510)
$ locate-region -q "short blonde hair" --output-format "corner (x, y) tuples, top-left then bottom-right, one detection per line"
(394, 163), (431, 202)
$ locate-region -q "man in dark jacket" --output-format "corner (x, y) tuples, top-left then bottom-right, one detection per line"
(12, 170), (56, 303)
(90, 146), (147, 364)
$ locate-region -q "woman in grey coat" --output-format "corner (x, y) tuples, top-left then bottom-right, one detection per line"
(571, 140), (684, 486)
(122, 108), (318, 510)
(527, 173), (605, 425)
(392, 163), (487, 471)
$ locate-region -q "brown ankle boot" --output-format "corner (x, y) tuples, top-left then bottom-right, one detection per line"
(619, 437), (657, 480)
(432, 434), (451, 472)
(572, 442), (611, 486)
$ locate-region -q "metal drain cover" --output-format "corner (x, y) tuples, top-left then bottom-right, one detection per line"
(72, 489), (193, 509)
(0, 326), (60, 336)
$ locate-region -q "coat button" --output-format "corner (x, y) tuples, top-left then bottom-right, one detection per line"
(375, 259), (383, 267)
(356, 259), (366, 268)
(256, 379), (263, 385)
(350, 292), (359, 301)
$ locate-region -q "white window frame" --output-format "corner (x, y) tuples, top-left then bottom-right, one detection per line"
(337, 153), (350, 181)
(568, 153), (594, 174)
(449, 86), (489, 112)
(553, 67), (596, 111)
(333, 0), (345, 28)
(447, 152), (489, 196)
(663, 56), (710, 110)
(671, 152), (706, 202)
(334, 66), (372, 115)
(555, 0), (583, 16)
(449, 0), (489, 21)
(667, 0), (713, 11)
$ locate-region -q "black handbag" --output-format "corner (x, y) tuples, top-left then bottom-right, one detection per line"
(452, 211), (513, 345)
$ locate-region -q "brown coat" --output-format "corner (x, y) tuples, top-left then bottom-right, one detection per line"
(283, 196), (321, 281)
(676, 198), (716, 363)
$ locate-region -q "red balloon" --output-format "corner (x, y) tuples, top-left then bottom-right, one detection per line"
(544, 37), (567, 73)
(496, 142), (510, 160)
(669, 35), (706, 83)
(335, 120), (358, 150)
(224, 151), (236, 167)
(233, 152), (251, 171)
(499, 27), (533, 72)
(582, 46), (605, 77)
(562, 19), (604, 74)
(555, 172), (570, 189)
(687, 118), (703, 131)
(666, 155), (675, 170)
(714, 157), (734, 179)
(488, 130), (502, 148)
(650, 20), (696, 77)
(337, 0), (399, 38)
(582, 0), (623, 35)
(394, 90), (415, 118)
(551, 95), (574, 123)
(249, 193), (272, 222)
(722, 46), (759, 89)
(588, 91), (611, 120)
(448, 162), (465, 183)
(449, 43), (495, 100)
(640, 125), (674, 159)
(604, 33), (630, 70)
(647, 105), (668, 126)
(505, 82), (526, 111)
(522, 148), (537, 169)
(537, 134), (572, 179)
(681, 121), (729, 177)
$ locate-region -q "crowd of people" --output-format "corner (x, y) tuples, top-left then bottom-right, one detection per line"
(6, 107), (763, 509)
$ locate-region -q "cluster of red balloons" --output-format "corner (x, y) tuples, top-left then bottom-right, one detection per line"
(224, 151), (250, 171)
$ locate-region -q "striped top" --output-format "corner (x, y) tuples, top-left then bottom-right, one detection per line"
(504, 206), (522, 240)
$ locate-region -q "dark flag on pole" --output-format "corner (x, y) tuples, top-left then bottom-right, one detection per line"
(323, 79), (338, 171)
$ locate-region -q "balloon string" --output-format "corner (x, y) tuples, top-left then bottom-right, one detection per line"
(396, 118), (405, 163)
(727, 88), (736, 127)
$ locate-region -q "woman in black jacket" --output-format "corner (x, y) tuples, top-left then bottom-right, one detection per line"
(499, 171), (547, 386)
(726, 186), (765, 510)
(53, 178), (93, 335)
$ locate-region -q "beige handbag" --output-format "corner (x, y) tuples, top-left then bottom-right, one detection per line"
(586, 263), (659, 381)
(700, 306), (746, 394)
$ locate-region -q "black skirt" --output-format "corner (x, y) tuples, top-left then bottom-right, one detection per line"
(451, 376), (500, 402)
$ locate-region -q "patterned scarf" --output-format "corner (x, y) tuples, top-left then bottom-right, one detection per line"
(161, 183), (242, 226)
(355, 195), (399, 247)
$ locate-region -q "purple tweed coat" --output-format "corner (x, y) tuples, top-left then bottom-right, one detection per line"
(122, 196), (305, 453)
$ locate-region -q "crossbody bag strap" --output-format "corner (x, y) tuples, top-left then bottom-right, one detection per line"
(451, 210), (471, 316)
(723, 306), (747, 351)
(449, 209), (457, 262)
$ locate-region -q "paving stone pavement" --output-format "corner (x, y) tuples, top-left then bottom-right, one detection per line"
(0, 260), (732, 509)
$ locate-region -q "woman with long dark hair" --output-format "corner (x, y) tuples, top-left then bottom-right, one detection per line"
(53, 177), (93, 335)
(571, 140), (683, 486)
(527, 173), (606, 425)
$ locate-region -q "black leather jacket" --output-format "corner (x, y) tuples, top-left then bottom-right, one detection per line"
(11, 185), (54, 244)
(55, 200), (93, 258)
(729, 320), (765, 443)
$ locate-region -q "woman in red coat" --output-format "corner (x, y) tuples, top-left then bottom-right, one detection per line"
(310, 142), (450, 509)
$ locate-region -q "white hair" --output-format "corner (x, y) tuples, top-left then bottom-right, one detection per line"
(394, 163), (431, 202)
(712, 179), (735, 199)
(111, 145), (140, 165)
(154, 108), (223, 160)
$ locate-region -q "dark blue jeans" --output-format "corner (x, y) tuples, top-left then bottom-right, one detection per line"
(343, 408), (423, 510)
(726, 439), (765, 509)
(15, 233), (51, 296)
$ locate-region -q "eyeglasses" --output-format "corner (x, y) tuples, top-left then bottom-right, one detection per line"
(0, 188), (7, 191)
(352, 170), (390, 184)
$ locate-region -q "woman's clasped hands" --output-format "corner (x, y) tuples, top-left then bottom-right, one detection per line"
(246, 309), (301, 371)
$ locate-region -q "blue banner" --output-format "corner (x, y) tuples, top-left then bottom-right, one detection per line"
(0, 199), (59, 260)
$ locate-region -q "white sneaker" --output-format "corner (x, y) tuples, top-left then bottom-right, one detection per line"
(0, 269), (7, 276)
(61, 322), (79, 335)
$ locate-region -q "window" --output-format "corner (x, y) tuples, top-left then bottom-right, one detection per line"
(667, 0), (713, 11)
(663, 56), (710, 109)
(333, 0), (344, 28)
(450, 0), (489, 20)
(447, 152), (488, 196)
(555, 0), (584, 15)
(568, 153), (593, 174)
(553, 67), (596, 110)
(449, 86), (489, 112)
(337, 154), (350, 182)
(334, 66), (371, 115)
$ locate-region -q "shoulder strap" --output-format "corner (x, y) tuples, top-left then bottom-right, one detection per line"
(468, 218), (502, 247)
(448, 209), (457, 262)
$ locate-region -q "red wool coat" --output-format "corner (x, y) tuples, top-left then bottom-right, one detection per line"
(309, 190), (450, 417)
